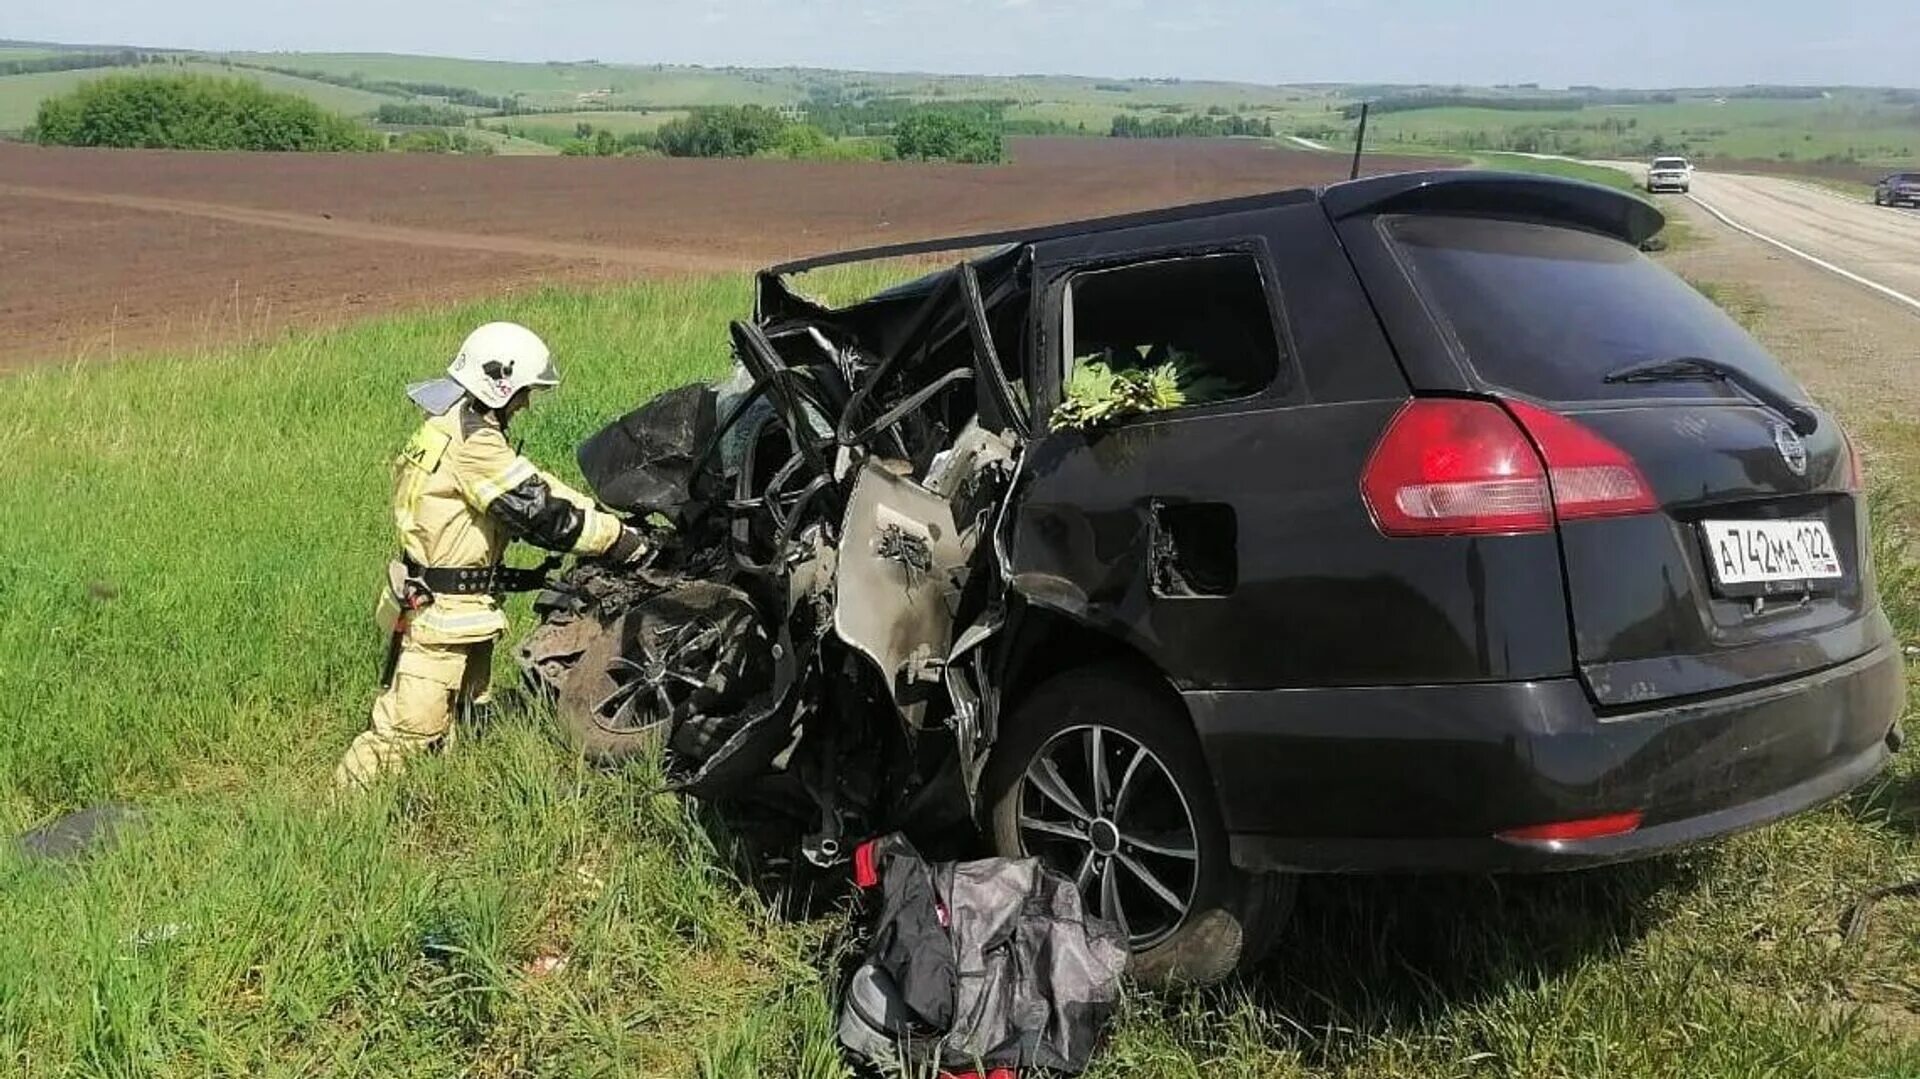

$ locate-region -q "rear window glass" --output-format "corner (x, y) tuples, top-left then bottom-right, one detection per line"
(1652, 158), (1688, 169)
(1387, 214), (1800, 404)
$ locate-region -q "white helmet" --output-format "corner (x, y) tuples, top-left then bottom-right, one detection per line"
(446, 322), (559, 409)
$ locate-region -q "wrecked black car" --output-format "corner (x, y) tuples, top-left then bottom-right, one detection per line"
(521, 170), (1906, 986)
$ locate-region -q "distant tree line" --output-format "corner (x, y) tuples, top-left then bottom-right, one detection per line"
(392, 129), (493, 155)
(1343, 95), (1581, 118)
(1719, 86), (1828, 100)
(375, 102), (471, 126)
(1341, 91), (1687, 119)
(374, 80), (513, 111)
(31, 74), (380, 151)
(516, 103), (1006, 162)
(1002, 118), (1082, 137)
(1110, 112), (1274, 138)
(0, 50), (153, 77)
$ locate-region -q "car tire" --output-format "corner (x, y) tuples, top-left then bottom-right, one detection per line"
(981, 663), (1295, 986)
(549, 615), (665, 764)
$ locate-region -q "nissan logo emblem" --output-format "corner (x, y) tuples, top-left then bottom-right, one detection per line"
(1774, 423), (1809, 476)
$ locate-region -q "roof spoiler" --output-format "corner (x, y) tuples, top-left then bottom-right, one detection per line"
(1320, 170), (1667, 245)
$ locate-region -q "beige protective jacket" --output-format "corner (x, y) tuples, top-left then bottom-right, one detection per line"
(385, 401), (622, 645)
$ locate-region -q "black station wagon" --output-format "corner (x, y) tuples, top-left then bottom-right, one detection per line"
(526, 171), (1906, 985)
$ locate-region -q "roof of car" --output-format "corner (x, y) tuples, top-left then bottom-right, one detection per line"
(764, 170), (1666, 281)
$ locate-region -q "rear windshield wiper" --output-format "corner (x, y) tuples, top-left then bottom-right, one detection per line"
(1602, 356), (1818, 435)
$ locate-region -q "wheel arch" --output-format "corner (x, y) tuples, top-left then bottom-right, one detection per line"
(991, 598), (1190, 732)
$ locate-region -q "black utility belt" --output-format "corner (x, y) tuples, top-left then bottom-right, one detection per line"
(405, 560), (551, 595)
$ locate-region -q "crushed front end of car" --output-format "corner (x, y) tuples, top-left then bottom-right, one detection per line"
(519, 248), (1034, 863)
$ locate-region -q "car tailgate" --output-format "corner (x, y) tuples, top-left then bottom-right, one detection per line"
(1376, 211), (1891, 707)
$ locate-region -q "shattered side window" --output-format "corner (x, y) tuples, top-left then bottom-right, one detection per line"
(1061, 252), (1282, 420)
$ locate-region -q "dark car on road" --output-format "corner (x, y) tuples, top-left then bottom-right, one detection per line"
(1874, 172), (1920, 208)
(533, 171), (1906, 986)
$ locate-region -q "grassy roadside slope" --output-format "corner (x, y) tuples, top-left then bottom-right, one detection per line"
(1, 273), (1916, 1076)
(0, 279), (845, 1076)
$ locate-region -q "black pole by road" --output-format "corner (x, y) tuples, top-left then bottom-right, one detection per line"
(1349, 102), (1370, 180)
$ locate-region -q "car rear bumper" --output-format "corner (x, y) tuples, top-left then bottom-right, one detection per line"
(1186, 641), (1904, 873)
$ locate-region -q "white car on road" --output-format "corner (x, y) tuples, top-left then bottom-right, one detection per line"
(1646, 157), (1693, 193)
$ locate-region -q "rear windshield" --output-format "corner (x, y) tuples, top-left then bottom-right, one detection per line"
(1652, 158), (1688, 169)
(1387, 214), (1801, 404)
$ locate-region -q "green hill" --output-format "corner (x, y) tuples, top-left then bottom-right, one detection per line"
(2, 44), (1915, 173)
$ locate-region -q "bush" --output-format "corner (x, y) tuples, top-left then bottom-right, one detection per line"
(654, 105), (790, 157)
(34, 73), (378, 151)
(893, 110), (1004, 163)
(773, 121), (830, 159)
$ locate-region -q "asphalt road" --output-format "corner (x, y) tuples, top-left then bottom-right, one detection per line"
(1674, 171), (1920, 309)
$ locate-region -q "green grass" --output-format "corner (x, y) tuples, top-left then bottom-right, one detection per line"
(0, 61), (405, 131)
(2, 271), (1918, 1075)
(1687, 279), (1771, 329)
(1471, 151), (1640, 192)
(461, 126), (562, 156)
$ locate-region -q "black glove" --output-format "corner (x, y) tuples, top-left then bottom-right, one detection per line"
(603, 524), (649, 565)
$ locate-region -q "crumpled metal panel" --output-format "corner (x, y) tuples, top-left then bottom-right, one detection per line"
(575, 383), (718, 520)
(833, 460), (970, 728)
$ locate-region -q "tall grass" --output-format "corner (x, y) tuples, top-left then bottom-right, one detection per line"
(1, 275), (1916, 1076)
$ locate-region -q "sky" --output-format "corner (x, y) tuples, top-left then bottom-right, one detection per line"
(6, 0), (1916, 88)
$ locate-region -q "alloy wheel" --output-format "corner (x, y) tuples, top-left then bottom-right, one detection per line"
(1016, 724), (1200, 949)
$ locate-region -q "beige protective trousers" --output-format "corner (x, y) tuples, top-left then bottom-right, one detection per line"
(333, 636), (494, 789)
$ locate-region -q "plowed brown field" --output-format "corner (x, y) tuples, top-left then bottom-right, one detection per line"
(0, 138), (1442, 366)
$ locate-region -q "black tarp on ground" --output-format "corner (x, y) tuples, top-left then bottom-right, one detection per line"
(15, 804), (142, 862)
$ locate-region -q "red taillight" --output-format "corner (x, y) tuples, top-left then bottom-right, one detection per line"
(1361, 398), (1657, 538)
(1844, 430), (1865, 491)
(1360, 399), (1553, 537)
(1502, 400), (1659, 520)
(1497, 811), (1643, 843)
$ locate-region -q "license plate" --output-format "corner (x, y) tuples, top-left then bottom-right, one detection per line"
(1701, 519), (1843, 586)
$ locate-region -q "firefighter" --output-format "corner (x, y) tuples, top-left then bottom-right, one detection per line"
(334, 322), (648, 789)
